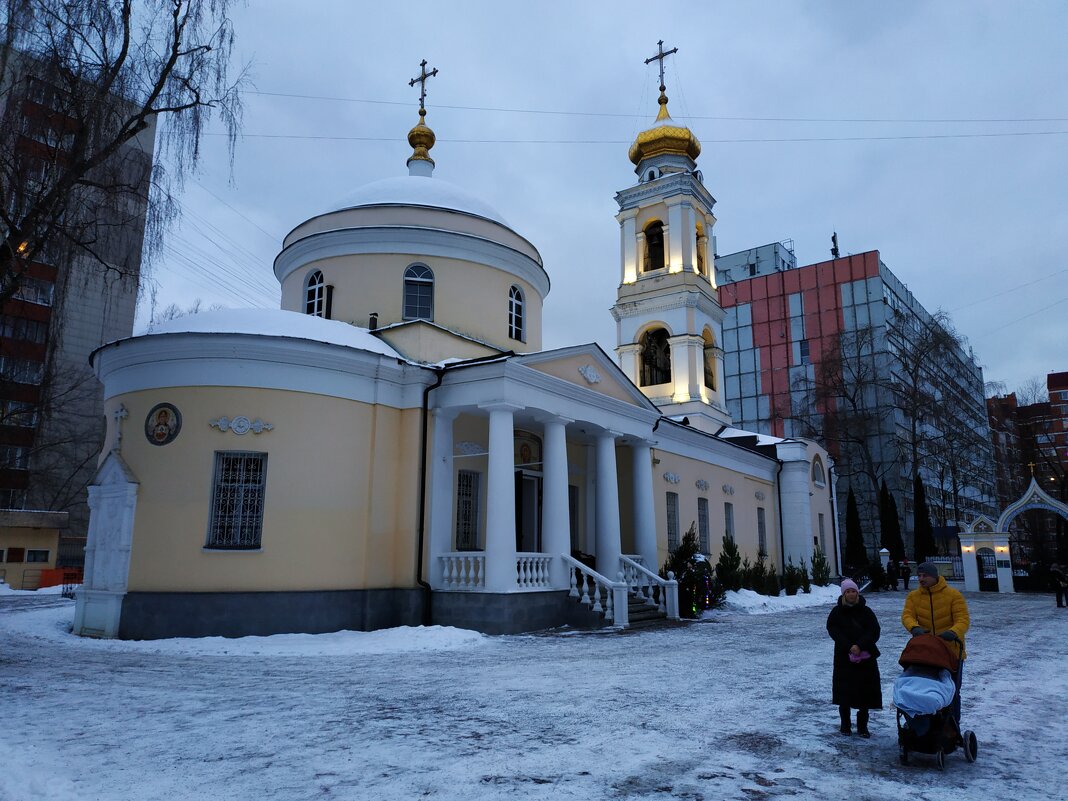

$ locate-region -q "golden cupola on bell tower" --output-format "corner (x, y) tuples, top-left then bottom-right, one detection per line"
(610, 41), (731, 433)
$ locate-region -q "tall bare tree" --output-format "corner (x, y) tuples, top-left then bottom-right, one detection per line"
(0, 0), (245, 302)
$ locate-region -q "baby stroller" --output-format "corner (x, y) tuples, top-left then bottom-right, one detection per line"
(893, 633), (977, 769)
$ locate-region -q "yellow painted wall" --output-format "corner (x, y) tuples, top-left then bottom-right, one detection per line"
(104, 387), (423, 593)
(651, 449), (779, 570)
(280, 255), (543, 354)
(0, 527), (59, 590)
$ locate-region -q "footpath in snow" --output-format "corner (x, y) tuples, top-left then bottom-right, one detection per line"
(2, 585), (1066, 801)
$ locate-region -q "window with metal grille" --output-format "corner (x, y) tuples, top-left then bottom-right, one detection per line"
(304, 270), (326, 317)
(455, 470), (480, 551)
(508, 285), (525, 341)
(757, 507), (767, 556)
(724, 502), (735, 543)
(666, 492), (679, 552)
(206, 452), (268, 550)
(697, 497), (710, 553)
(403, 263), (434, 321)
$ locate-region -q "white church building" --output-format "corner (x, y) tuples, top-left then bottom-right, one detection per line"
(74, 69), (838, 639)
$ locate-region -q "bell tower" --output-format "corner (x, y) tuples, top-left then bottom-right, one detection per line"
(610, 42), (730, 432)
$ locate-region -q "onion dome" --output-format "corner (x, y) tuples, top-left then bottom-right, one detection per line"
(406, 108), (436, 174)
(628, 90), (701, 165)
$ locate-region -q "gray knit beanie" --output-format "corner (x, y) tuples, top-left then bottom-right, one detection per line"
(916, 561), (938, 577)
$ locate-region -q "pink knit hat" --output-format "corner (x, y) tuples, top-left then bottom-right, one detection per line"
(840, 579), (859, 593)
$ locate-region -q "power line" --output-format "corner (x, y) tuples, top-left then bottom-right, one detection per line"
(209, 130), (1068, 144)
(245, 90), (1068, 124)
(951, 267), (1068, 313)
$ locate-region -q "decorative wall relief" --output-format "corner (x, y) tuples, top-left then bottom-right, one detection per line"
(577, 364), (602, 384)
(209, 416), (274, 435)
(695, 479), (710, 491)
(722, 483), (735, 495)
(145, 403), (181, 446)
(663, 472), (681, 484)
(755, 491), (766, 501)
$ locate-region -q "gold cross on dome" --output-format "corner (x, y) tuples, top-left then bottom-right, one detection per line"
(409, 59), (439, 112)
(644, 40), (678, 91)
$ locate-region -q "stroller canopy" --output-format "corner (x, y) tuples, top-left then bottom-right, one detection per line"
(898, 633), (960, 673)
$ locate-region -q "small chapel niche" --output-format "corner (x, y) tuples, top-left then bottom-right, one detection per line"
(640, 327), (672, 386)
(695, 221), (706, 276)
(644, 221), (665, 272)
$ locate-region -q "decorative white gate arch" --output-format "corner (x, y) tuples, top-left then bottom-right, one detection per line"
(959, 478), (1068, 593)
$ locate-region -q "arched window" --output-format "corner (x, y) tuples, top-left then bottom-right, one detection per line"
(639, 327), (671, 386)
(702, 330), (717, 391)
(403, 263), (434, 321)
(812, 457), (826, 487)
(644, 221), (665, 272)
(304, 270), (325, 317)
(508, 285), (525, 341)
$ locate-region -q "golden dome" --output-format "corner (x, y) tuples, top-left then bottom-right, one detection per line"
(628, 92), (701, 165)
(407, 108), (436, 165)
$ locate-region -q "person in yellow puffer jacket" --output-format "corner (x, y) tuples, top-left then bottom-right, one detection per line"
(901, 561), (971, 723)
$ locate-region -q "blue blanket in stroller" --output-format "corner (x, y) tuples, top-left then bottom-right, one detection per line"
(893, 666), (955, 718)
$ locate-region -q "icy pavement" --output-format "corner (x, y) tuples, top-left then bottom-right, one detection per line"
(1, 589), (1065, 801)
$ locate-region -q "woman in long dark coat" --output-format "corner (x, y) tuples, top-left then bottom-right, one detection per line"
(826, 578), (882, 737)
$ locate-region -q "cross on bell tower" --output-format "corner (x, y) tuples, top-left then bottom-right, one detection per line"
(644, 39), (678, 96)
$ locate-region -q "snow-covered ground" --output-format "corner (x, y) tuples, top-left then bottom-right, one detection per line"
(2, 587), (1065, 801)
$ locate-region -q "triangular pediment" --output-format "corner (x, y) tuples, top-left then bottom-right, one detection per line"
(376, 320), (505, 364)
(92, 450), (139, 487)
(964, 514), (996, 534)
(515, 344), (659, 411)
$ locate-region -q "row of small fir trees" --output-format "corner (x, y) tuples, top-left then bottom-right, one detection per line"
(660, 522), (834, 618)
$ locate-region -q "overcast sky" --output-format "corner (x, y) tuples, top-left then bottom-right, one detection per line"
(143, 0), (1068, 395)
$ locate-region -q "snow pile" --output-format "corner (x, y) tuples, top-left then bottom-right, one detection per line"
(327, 174), (510, 225)
(0, 582), (71, 596)
(712, 583), (842, 616)
(4, 603), (486, 657)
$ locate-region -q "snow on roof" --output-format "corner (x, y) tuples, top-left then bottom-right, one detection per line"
(146, 308), (402, 359)
(326, 174), (509, 226)
(716, 426), (786, 447)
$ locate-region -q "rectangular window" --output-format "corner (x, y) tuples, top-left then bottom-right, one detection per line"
(666, 492), (679, 552)
(6, 547), (25, 563)
(455, 470), (481, 551)
(206, 452), (268, 550)
(818, 513), (827, 555)
(568, 485), (579, 551)
(0, 445), (29, 470)
(724, 502), (735, 543)
(26, 549), (49, 563)
(697, 497), (710, 553)
(757, 507), (767, 556)
(799, 339), (810, 364)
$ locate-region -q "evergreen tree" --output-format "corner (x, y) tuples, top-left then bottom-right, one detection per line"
(715, 533), (743, 591)
(763, 563), (781, 596)
(661, 523), (721, 617)
(879, 480), (906, 561)
(811, 547), (832, 586)
(913, 475), (937, 562)
(844, 488), (867, 572)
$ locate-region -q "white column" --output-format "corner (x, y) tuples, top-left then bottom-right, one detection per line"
(540, 415), (573, 589)
(595, 431), (622, 577)
(616, 343), (641, 388)
(667, 202), (684, 272)
(631, 441), (658, 572)
(482, 403), (521, 592)
(959, 535), (979, 592)
(427, 408), (458, 589)
(775, 440), (813, 570)
(635, 231), (646, 276)
(619, 211), (638, 284)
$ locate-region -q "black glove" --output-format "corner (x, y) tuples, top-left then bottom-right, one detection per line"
(910, 627), (927, 636)
(938, 631), (958, 641)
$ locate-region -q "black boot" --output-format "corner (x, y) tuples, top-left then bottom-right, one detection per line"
(856, 709), (870, 738)
(839, 706), (852, 735)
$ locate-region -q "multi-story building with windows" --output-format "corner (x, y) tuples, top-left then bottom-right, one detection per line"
(0, 48), (155, 572)
(714, 243), (996, 560)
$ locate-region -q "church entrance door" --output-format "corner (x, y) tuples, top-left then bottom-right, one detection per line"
(515, 471), (542, 553)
